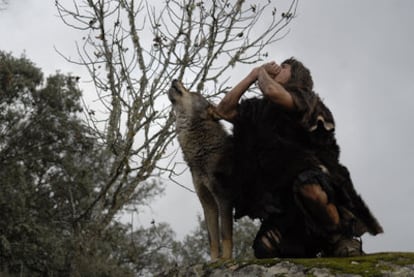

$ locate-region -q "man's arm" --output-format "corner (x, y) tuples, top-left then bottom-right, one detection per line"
(257, 67), (296, 110)
(216, 68), (259, 122)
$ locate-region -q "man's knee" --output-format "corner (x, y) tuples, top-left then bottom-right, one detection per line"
(299, 184), (328, 204)
(298, 184), (340, 227)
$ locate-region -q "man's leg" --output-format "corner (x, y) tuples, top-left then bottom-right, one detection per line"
(298, 183), (340, 230)
(297, 183), (363, 257)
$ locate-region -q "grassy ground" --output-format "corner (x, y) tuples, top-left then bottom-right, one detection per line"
(290, 252), (414, 276)
(204, 252), (414, 276)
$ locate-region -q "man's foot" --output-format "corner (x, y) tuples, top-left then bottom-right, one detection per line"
(253, 228), (282, 258)
(330, 237), (364, 257)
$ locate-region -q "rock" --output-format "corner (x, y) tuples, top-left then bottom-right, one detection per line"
(162, 252), (414, 277)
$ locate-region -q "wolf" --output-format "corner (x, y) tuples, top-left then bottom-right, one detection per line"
(168, 79), (234, 260)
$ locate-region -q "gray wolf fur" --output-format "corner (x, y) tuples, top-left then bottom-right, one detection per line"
(168, 80), (234, 260)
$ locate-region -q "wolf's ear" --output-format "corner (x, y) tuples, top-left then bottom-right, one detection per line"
(208, 105), (223, 121)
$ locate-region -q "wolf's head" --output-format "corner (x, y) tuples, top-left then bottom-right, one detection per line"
(168, 79), (221, 121)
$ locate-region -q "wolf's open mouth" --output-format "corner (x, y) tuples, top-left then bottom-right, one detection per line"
(168, 80), (183, 103)
(171, 79), (183, 95)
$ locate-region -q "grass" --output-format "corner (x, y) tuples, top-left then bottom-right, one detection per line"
(284, 252), (414, 276)
(203, 252), (414, 276)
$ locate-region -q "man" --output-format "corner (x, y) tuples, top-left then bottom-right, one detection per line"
(217, 58), (383, 258)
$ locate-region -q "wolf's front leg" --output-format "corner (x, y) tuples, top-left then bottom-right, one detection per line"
(220, 200), (233, 259)
(194, 178), (220, 260)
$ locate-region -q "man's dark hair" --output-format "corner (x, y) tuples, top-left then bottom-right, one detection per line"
(282, 57), (313, 92)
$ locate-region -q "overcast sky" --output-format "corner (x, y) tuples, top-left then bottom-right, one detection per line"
(1, 0), (413, 253)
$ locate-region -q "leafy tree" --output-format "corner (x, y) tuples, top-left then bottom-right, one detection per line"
(128, 221), (178, 276)
(172, 215), (210, 265)
(0, 51), (173, 276)
(70, 221), (178, 277)
(0, 51), (97, 275)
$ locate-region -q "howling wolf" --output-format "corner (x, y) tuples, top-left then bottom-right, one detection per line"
(168, 80), (234, 260)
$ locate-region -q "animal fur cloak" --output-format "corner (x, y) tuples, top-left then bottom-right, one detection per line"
(231, 89), (383, 240)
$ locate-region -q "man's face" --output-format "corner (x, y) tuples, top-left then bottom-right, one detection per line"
(274, 63), (291, 85)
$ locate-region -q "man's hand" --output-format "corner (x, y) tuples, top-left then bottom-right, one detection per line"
(261, 61), (281, 78)
(257, 66), (295, 110)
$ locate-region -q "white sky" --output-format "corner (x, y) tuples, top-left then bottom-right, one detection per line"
(1, 0), (414, 253)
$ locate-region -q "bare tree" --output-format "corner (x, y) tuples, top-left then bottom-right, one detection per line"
(55, 0), (298, 227)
